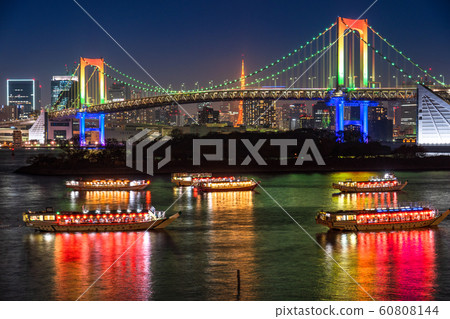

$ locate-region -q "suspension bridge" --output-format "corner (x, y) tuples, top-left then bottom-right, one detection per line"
(27, 17), (450, 145)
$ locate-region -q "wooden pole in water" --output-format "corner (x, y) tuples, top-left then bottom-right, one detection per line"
(237, 269), (241, 296)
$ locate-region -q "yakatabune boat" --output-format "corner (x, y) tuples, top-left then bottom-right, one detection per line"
(196, 177), (260, 192)
(23, 207), (181, 232)
(332, 173), (407, 193)
(65, 179), (150, 191)
(171, 173), (212, 186)
(316, 204), (450, 231)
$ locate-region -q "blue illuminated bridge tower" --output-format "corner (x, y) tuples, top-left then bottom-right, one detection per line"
(330, 17), (375, 142)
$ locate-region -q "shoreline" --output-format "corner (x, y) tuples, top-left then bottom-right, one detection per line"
(14, 156), (450, 176)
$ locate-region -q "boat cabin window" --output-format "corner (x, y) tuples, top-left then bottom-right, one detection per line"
(44, 215), (56, 221)
(30, 215), (44, 221)
(336, 215), (355, 221)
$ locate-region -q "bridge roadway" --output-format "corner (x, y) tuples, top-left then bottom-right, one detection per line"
(48, 87), (419, 119)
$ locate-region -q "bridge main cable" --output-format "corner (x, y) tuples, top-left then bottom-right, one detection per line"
(100, 22), (337, 93)
(367, 25), (445, 85)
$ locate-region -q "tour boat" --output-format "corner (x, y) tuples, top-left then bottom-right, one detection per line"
(65, 179), (150, 191)
(196, 177), (260, 192)
(23, 207), (181, 232)
(332, 173), (407, 193)
(171, 173), (212, 186)
(316, 204), (450, 231)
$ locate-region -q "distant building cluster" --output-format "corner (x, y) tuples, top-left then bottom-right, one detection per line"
(3, 73), (449, 148)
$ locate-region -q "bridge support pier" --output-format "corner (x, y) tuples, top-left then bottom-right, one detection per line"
(77, 112), (105, 147)
(328, 97), (376, 143)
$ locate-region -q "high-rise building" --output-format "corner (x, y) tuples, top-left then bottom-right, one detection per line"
(108, 82), (131, 102)
(399, 103), (417, 137)
(0, 105), (20, 122)
(313, 101), (333, 130)
(7, 79), (41, 117)
(277, 103), (307, 130)
(167, 104), (182, 126)
(298, 114), (315, 129)
(367, 106), (393, 141)
(243, 100), (277, 128)
(198, 106), (219, 124)
(51, 76), (78, 109)
(368, 106), (388, 121)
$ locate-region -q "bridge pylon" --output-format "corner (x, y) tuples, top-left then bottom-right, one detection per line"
(336, 17), (369, 89)
(80, 57), (106, 106)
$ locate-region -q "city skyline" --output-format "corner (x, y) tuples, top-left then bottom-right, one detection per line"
(1, 0), (449, 106)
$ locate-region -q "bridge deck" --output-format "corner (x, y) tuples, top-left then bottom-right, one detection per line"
(48, 87), (418, 118)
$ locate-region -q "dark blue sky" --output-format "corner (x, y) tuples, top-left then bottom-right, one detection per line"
(1, 0), (449, 105)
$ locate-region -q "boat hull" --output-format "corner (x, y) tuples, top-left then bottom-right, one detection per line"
(332, 181), (407, 193)
(172, 180), (194, 187)
(316, 210), (450, 231)
(25, 213), (181, 232)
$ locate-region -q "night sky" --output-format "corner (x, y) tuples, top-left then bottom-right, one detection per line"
(1, 0), (449, 106)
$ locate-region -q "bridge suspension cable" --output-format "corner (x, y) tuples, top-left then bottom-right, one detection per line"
(100, 22), (337, 93)
(104, 62), (166, 92)
(351, 29), (440, 86)
(368, 25), (445, 85)
(220, 38), (341, 90)
(200, 22), (337, 91)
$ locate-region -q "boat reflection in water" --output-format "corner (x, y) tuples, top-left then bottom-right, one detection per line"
(68, 190), (152, 211)
(203, 191), (258, 300)
(316, 228), (437, 300)
(51, 231), (156, 300)
(333, 191), (399, 211)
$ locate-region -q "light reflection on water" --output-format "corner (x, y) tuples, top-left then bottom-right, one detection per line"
(316, 228), (437, 301)
(1, 155), (450, 301)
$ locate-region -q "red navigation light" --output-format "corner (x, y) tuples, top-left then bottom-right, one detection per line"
(56, 216), (61, 220)
(147, 181), (150, 184)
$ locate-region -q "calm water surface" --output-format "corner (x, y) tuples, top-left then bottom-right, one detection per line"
(1, 149), (450, 301)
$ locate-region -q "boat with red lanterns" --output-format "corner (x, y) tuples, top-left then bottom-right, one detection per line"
(196, 177), (260, 192)
(332, 173), (407, 193)
(22, 207), (181, 232)
(316, 204), (450, 231)
(65, 179), (150, 191)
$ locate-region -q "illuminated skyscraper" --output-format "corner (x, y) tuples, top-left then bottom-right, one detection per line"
(243, 100), (277, 128)
(108, 82), (131, 102)
(7, 79), (41, 116)
(51, 76), (78, 109)
(313, 102), (333, 129)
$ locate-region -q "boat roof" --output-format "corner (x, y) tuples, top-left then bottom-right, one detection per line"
(322, 206), (431, 215)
